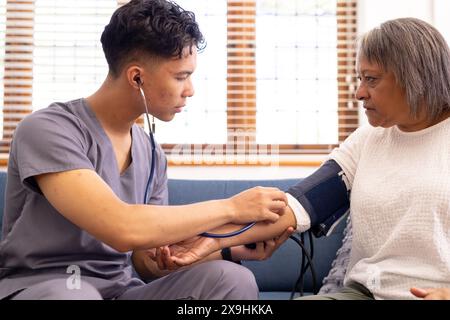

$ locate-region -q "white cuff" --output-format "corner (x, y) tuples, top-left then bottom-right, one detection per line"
(286, 193), (311, 233)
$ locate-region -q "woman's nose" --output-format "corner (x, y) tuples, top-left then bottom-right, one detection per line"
(355, 83), (368, 101)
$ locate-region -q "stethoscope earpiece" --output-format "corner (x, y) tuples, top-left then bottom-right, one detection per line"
(134, 75), (142, 86)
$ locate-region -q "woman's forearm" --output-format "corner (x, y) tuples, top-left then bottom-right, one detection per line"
(165, 206), (298, 267)
(211, 205), (297, 249)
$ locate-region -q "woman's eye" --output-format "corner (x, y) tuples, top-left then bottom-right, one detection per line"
(175, 74), (190, 81)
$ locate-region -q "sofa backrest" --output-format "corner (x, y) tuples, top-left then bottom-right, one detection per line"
(168, 178), (346, 294)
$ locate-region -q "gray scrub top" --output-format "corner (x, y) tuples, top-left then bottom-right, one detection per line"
(0, 98), (168, 299)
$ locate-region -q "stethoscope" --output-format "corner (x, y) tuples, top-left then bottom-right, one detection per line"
(137, 78), (255, 238)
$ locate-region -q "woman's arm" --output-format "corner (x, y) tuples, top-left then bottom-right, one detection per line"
(132, 248), (223, 280)
(135, 226), (294, 278)
(166, 205), (298, 266)
(216, 205), (297, 249)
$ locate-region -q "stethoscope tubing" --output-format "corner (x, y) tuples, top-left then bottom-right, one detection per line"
(140, 85), (254, 238)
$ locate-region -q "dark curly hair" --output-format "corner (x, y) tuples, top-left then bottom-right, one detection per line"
(101, 0), (205, 76)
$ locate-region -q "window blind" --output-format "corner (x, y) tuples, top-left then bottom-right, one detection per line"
(155, 0), (228, 145)
(163, 0), (358, 164)
(0, 0), (358, 166)
(256, 0), (338, 146)
(1, 0), (34, 155)
(227, 0), (256, 153)
(226, 0), (358, 157)
(32, 0), (115, 111)
(337, 0), (358, 142)
(162, 0), (358, 164)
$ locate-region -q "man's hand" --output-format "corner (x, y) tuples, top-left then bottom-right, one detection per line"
(231, 227), (295, 261)
(228, 187), (288, 225)
(410, 287), (450, 300)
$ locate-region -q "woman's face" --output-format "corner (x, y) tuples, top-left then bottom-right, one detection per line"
(355, 56), (428, 132)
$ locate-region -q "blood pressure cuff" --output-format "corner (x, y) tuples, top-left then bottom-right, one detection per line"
(286, 159), (350, 237)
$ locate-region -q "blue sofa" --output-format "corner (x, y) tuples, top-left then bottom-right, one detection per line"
(0, 172), (346, 300)
(168, 178), (346, 300)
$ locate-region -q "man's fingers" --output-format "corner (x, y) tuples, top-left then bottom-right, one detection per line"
(264, 240), (276, 255)
(264, 211), (280, 223)
(255, 242), (265, 253)
(277, 227), (295, 244)
(269, 200), (288, 213)
(273, 190), (288, 205)
(264, 227), (295, 258)
(265, 239), (276, 249)
(264, 189), (288, 205)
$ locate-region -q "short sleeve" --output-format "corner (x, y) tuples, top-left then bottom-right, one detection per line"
(11, 109), (95, 192)
(329, 124), (372, 187)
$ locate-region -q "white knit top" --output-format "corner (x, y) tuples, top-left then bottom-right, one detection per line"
(329, 117), (450, 299)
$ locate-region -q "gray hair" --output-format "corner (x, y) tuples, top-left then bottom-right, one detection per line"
(357, 17), (450, 121)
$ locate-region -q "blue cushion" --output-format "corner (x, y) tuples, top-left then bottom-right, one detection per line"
(168, 178), (300, 204)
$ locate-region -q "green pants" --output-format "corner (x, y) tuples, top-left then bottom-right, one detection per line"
(296, 282), (375, 300)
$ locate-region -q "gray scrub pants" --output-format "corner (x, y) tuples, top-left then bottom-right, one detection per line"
(11, 260), (259, 300)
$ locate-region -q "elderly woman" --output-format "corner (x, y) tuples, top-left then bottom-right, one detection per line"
(162, 17), (450, 300)
(298, 17), (450, 300)
(300, 18), (450, 299)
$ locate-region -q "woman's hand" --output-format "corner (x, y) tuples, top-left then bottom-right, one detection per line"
(410, 287), (450, 300)
(231, 227), (295, 261)
(148, 236), (221, 268)
(146, 246), (180, 271)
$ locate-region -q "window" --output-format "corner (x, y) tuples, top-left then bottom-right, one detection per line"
(1, 0), (34, 155)
(256, 1), (338, 145)
(434, 0), (450, 44)
(156, 0), (358, 164)
(0, 0), (116, 158)
(156, 0), (228, 144)
(32, 0), (115, 111)
(0, 0), (358, 166)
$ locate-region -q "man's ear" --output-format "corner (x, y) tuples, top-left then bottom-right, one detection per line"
(127, 66), (144, 89)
